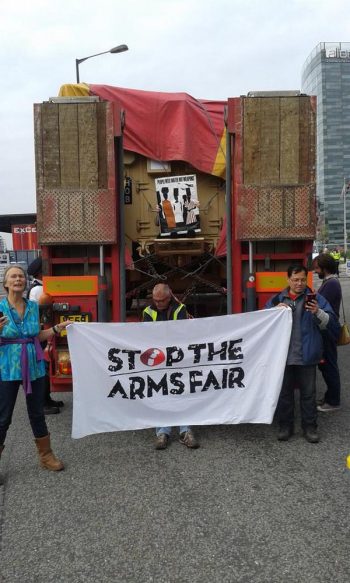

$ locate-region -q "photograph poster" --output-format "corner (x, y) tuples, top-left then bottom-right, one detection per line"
(155, 174), (200, 236)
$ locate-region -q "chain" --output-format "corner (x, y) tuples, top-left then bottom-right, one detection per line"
(182, 284), (197, 302)
(125, 252), (227, 298)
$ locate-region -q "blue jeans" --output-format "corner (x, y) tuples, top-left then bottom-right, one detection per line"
(318, 334), (341, 406)
(0, 377), (48, 445)
(156, 426), (190, 436)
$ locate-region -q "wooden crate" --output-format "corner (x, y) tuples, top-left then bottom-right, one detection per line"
(230, 95), (316, 240)
(34, 99), (118, 245)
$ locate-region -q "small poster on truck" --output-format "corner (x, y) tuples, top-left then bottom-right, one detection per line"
(155, 174), (200, 237)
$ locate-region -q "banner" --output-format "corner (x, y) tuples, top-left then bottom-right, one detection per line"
(67, 308), (292, 438)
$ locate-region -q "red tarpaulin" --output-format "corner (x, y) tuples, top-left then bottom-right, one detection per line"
(90, 85), (226, 177)
(58, 84), (228, 256)
(59, 84), (226, 178)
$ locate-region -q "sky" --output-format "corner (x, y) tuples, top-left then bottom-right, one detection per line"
(0, 0), (350, 247)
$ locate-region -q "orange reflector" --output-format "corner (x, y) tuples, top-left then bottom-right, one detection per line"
(43, 276), (98, 296)
(256, 272), (313, 293)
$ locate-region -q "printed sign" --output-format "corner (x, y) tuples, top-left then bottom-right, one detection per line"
(59, 313), (91, 336)
(155, 175), (200, 236)
(11, 224), (38, 251)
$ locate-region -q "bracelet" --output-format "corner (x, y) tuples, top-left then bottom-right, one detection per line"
(52, 325), (59, 335)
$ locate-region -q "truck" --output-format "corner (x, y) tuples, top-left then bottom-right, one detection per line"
(33, 86), (316, 391)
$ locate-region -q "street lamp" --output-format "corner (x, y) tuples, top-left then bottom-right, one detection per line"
(74, 43), (128, 321)
(75, 44), (128, 83)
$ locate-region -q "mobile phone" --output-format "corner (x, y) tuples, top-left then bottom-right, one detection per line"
(305, 293), (316, 308)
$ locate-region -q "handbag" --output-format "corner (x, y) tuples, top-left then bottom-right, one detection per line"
(337, 298), (350, 346)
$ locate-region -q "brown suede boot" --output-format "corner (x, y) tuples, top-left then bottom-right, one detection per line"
(35, 434), (64, 471)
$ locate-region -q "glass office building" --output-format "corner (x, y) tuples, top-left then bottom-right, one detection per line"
(302, 42), (350, 246)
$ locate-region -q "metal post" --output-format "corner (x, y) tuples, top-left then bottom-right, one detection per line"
(97, 244), (108, 322)
(246, 240), (256, 312)
(75, 59), (80, 83)
(225, 125), (232, 314)
(248, 241), (253, 274)
(116, 133), (126, 321)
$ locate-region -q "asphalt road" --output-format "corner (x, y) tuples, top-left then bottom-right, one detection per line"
(1, 269), (350, 583)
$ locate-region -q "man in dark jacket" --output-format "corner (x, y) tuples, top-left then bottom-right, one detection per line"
(265, 264), (339, 443)
(312, 253), (342, 411)
(142, 283), (199, 450)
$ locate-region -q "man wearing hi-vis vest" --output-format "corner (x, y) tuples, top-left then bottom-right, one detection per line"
(142, 283), (200, 450)
(329, 248), (341, 276)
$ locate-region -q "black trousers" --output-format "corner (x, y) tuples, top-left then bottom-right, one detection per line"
(318, 334), (341, 406)
(0, 377), (48, 445)
(277, 365), (317, 430)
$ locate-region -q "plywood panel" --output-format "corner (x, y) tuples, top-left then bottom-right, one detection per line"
(260, 98), (280, 185)
(280, 97), (299, 184)
(236, 184), (316, 240)
(34, 104), (44, 191)
(41, 103), (60, 189)
(36, 100), (118, 244)
(78, 103), (98, 189)
(37, 189), (117, 244)
(59, 104), (79, 188)
(267, 188), (283, 226)
(295, 187), (309, 226)
(97, 102), (108, 189)
(283, 188), (295, 227)
(243, 99), (261, 184)
(299, 97), (310, 183)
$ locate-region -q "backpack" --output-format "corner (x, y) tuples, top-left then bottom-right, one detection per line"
(26, 279), (41, 300)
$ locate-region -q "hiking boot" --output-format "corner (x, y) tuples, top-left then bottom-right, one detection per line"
(303, 427), (320, 443)
(155, 433), (168, 450)
(317, 402), (340, 412)
(277, 427), (293, 441)
(179, 431), (200, 449)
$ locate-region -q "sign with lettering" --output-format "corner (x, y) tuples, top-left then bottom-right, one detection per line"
(11, 224), (38, 250)
(124, 176), (132, 205)
(325, 48), (350, 59)
(155, 174), (200, 236)
(67, 308), (292, 438)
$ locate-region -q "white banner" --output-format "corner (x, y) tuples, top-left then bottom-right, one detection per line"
(67, 308), (292, 438)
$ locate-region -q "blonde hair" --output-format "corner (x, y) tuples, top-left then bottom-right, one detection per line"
(3, 264), (27, 293)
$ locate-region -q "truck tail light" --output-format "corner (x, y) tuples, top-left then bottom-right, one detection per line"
(57, 350), (72, 376)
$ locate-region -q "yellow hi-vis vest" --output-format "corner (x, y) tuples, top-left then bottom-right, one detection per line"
(330, 251), (341, 261)
(143, 304), (185, 321)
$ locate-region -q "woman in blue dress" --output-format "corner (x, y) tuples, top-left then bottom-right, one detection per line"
(0, 265), (69, 473)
